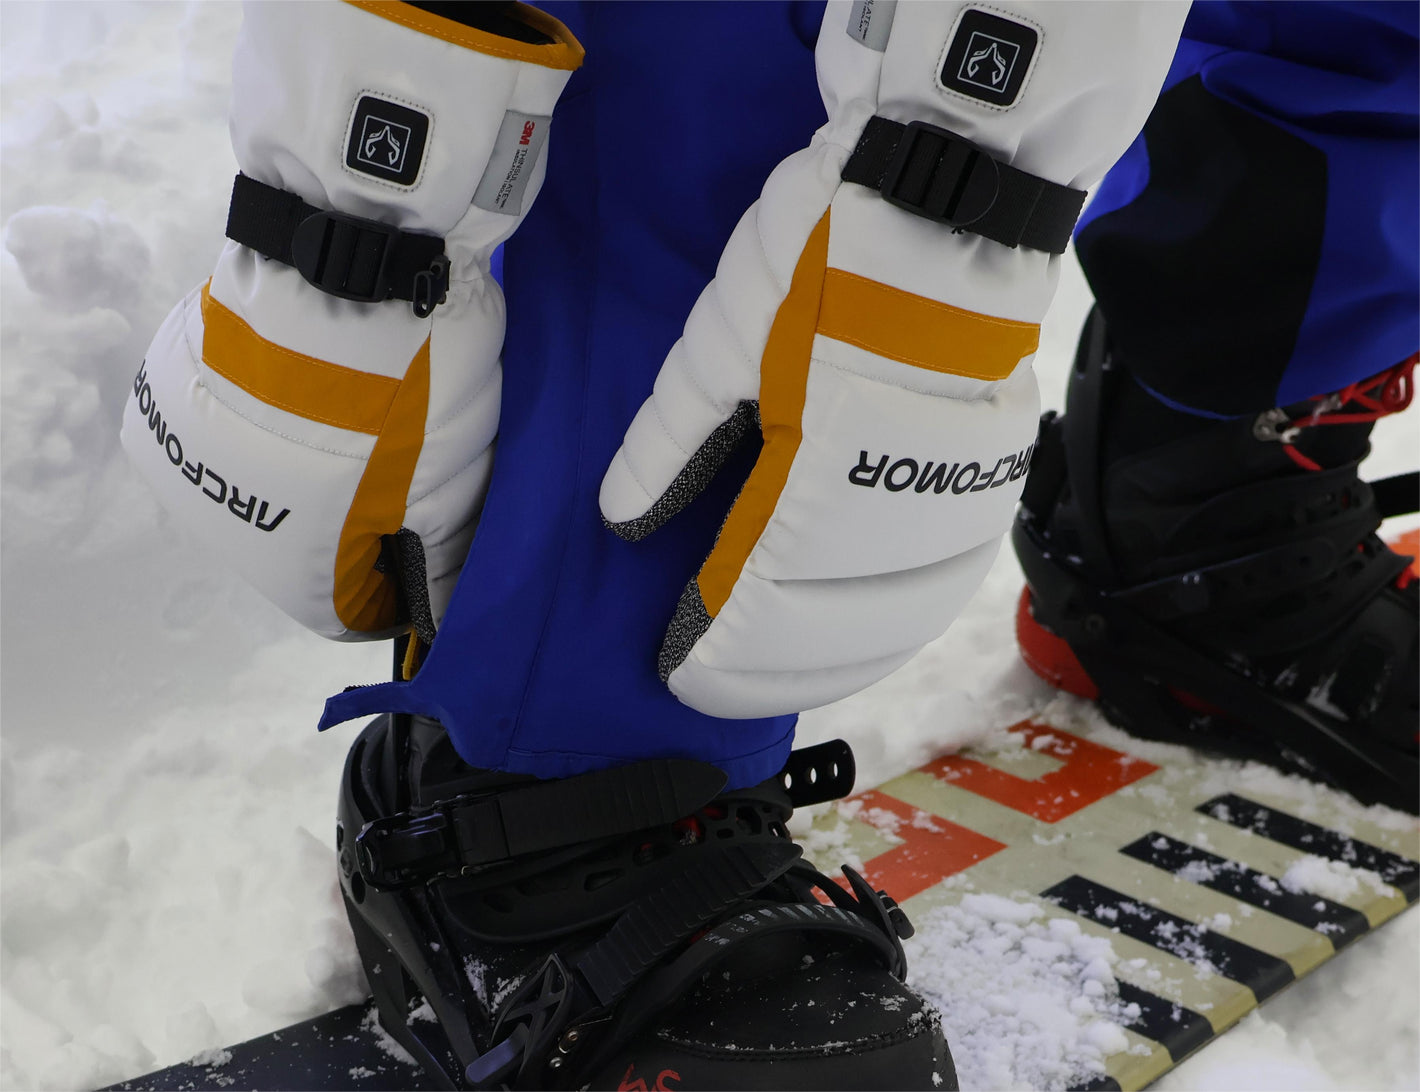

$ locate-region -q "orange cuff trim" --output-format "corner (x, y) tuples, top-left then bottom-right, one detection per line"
(344, 1), (585, 70)
(818, 269), (1039, 381)
(200, 283), (400, 436)
(696, 212), (833, 619)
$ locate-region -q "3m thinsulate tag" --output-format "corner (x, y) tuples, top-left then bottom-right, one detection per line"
(846, 0), (896, 51)
(473, 111), (551, 215)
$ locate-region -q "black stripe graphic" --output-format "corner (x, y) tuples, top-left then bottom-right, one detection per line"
(1198, 794), (1419, 902)
(1070, 1075), (1121, 1091)
(1114, 981), (1213, 1062)
(1043, 876), (1294, 1001)
(1121, 832), (1370, 949)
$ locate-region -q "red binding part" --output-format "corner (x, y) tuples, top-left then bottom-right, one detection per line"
(1014, 587), (1099, 700)
(1281, 353), (1416, 471)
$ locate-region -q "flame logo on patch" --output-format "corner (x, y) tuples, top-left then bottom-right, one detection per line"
(363, 123), (404, 167)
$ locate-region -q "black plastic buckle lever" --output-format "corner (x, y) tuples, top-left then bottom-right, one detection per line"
(290, 210), (400, 305)
(355, 793), (509, 890)
(880, 120), (1000, 229)
(354, 809), (458, 890)
(289, 209), (448, 317)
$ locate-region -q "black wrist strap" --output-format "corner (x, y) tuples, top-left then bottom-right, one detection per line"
(842, 117), (1087, 254)
(224, 173), (450, 316)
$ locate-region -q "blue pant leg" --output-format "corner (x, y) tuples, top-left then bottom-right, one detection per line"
(322, 3), (827, 788)
(1076, 1), (1418, 415)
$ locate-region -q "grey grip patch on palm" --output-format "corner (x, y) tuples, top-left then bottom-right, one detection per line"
(380, 527), (437, 646)
(604, 400), (760, 543)
(658, 578), (714, 682)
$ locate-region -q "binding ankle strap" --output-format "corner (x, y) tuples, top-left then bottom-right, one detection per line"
(355, 757), (727, 889)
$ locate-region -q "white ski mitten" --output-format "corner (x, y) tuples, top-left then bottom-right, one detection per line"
(122, 1), (581, 640)
(600, 0), (1189, 717)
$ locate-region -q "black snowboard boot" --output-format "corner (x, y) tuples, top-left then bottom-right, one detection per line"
(337, 712), (955, 1090)
(1013, 306), (1418, 813)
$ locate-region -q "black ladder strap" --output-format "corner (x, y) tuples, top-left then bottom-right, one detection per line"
(465, 842), (799, 1089)
(575, 843), (802, 1007)
(570, 887), (906, 1086)
(843, 116), (1086, 254)
(468, 852), (900, 1090)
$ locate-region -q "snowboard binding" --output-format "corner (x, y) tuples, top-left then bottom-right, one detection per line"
(1013, 306), (1418, 813)
(337, 713), (954, 1090)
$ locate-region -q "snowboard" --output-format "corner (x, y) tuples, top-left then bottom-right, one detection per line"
(104, 714), (1418, 1092)
(809, 716), (1419, 1091)
(102, 1001), (430, 1091)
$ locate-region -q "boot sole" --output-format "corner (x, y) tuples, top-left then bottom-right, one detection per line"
(1014, 582), (1417, 813)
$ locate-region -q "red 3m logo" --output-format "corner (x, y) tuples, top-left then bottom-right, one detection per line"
(519, 120), (536, 146)
(850, 723), (1157, 902)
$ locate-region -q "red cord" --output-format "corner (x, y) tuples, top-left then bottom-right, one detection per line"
(1282, 445), (1323, 472)
(1281, 353), (1416, 470)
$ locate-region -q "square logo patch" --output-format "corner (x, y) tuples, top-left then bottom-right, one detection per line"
(346, 96), (429, 186)
(940, 9), (1038, 107)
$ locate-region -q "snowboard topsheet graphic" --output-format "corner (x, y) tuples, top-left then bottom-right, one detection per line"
(108, 715), (1418, 1092)
(811, 718), (1419, 1091)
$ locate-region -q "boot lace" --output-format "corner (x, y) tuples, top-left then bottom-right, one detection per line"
(1253, 353), (1416, 473)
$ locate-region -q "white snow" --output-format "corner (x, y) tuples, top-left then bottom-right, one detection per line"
(906, 895), (1141, 1089)
(1280, 855), (1390, 903)
(1, 4), (1417, 1091)
(186, 1048), (231, 1070)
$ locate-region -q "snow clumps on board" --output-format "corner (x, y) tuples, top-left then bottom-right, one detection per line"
(1280, 855), (1391, 902)
(906, 891), (1136, 1090)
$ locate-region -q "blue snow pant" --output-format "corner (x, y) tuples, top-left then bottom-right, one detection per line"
(1077, 1), (1419, 415)
(322, 2), (1419, 785)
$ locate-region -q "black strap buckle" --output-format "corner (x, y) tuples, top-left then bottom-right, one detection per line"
(355, 792), (507, 890)
(290, 210), (402, 305)
(227, 174), (450, 316)
(842, 117), (1085, 253)
(354, 757), (729, 892)
(880, 120), (1000, 228)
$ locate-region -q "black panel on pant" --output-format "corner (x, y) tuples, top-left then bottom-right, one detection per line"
(1076, 75), (1327, 416)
